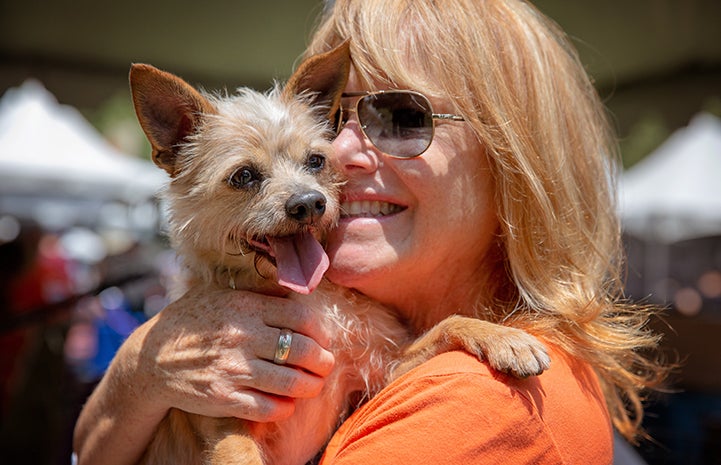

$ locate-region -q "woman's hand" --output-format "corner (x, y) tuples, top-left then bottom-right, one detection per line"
(74, 284), (335, 465)
(138, 285), (336, 421)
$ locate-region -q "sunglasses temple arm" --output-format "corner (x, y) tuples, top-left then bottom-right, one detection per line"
(432, 113), (465, 121)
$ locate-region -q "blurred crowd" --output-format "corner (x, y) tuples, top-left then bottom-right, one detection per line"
(0, 215), (173, 464)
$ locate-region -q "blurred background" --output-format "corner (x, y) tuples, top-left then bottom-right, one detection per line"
(1, 1), (720, 464)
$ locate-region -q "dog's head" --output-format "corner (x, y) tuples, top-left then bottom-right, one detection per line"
(130, 41), (351, 294)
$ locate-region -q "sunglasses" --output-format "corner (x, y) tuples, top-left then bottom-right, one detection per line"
(336, 90), (465, 159)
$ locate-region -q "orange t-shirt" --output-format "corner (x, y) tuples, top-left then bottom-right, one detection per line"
(319, 348), (612, 465)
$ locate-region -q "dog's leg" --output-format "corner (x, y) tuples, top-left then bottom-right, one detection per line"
(140, 409), (206, 465)
(202, 418), (265, 465)
(141, 410), (264, 465)
(391, 315), (550, 379)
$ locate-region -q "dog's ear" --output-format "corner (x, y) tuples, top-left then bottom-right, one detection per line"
(129, 64), (216, 177)
(283, 39), (351, 122)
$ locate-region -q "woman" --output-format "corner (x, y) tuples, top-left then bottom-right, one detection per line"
(74, 0), (666, 463)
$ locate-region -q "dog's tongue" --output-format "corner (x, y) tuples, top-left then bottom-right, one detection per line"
(266, 232), (329, 295)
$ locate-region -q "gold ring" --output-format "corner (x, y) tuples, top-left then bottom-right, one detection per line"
(273, 328), (293, 365)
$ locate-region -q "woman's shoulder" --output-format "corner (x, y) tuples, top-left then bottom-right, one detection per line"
(380, 348), (610, 424)
(392, 346), (610, 411)
(320, 347), (613, 465)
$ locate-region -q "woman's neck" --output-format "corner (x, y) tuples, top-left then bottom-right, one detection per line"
(373, 244), (510, 335)
(359, 267), (489, 336)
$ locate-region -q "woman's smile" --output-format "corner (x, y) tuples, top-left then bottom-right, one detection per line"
(339, 199), (407, 219)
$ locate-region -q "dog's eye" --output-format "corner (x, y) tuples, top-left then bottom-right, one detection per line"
(307, 153), (325, 172)
(228, 167), (261, 189)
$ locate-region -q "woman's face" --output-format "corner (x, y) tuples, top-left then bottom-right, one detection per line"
(325, 72), (501, 327)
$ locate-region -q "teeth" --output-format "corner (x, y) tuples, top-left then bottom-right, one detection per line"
(341, 200), (403, 218)
(370, 201), (380, 216)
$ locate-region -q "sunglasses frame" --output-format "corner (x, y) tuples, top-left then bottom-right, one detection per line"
(338, 90), (465, 159)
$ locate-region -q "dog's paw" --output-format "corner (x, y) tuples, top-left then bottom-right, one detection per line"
(473, 327), (551, 378)
(396, 316), (551, 380)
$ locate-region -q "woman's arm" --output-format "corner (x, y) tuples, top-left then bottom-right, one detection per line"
(73, 285), (335, 465)
(72, 319), (168, 465)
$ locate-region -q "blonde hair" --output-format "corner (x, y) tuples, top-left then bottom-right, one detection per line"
(306, 0), (667, 442)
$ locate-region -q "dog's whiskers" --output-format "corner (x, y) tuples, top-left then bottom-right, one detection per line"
(253, 254), (270, 280)
(228, 268), (237, 290)
(226, 249), (247, 257)
(224, 230), (251, 256)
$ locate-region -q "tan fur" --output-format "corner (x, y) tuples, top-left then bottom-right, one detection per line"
(130, 41), (549, 465)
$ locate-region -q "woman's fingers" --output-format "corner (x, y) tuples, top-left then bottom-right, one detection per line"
(245, 358), (326, 398)
(222, 390), (297, 423)
(253, 293), (333, 349)
(167, 356), (326, 421)
(177, 385), (298, 423)
(216, 290), (336, 377)
(260, 328), (335, 377)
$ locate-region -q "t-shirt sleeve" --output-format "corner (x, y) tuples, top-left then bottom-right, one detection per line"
(318, 351), (564, 465)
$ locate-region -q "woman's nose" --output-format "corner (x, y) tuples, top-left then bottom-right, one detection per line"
(332, 120), (381, 174)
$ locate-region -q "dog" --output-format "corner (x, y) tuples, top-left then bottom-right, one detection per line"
(130, 41), (550, 465)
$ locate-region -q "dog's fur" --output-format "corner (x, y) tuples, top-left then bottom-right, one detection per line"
(130, 41), (550, 465)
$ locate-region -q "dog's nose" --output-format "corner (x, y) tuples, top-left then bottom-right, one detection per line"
(286, 190), (327, 224)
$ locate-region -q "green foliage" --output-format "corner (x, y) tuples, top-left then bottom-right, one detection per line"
(87, 91), (151, 161)
(620, 113), (671, 169)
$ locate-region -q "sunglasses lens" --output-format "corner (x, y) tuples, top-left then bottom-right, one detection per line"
(356, 92), (434, 158)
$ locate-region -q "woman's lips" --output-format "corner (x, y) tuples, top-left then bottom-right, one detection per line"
(340, 200), (406, 218)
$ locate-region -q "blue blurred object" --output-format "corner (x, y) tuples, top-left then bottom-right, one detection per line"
(81, 287), (145, 382)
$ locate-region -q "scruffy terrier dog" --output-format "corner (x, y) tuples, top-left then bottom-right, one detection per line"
(130, 42), (550, 465)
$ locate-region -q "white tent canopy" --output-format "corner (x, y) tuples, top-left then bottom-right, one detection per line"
(619, 112), (721, 243)
(0, 80), (166, 201)
(0, 80), (167, 230)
